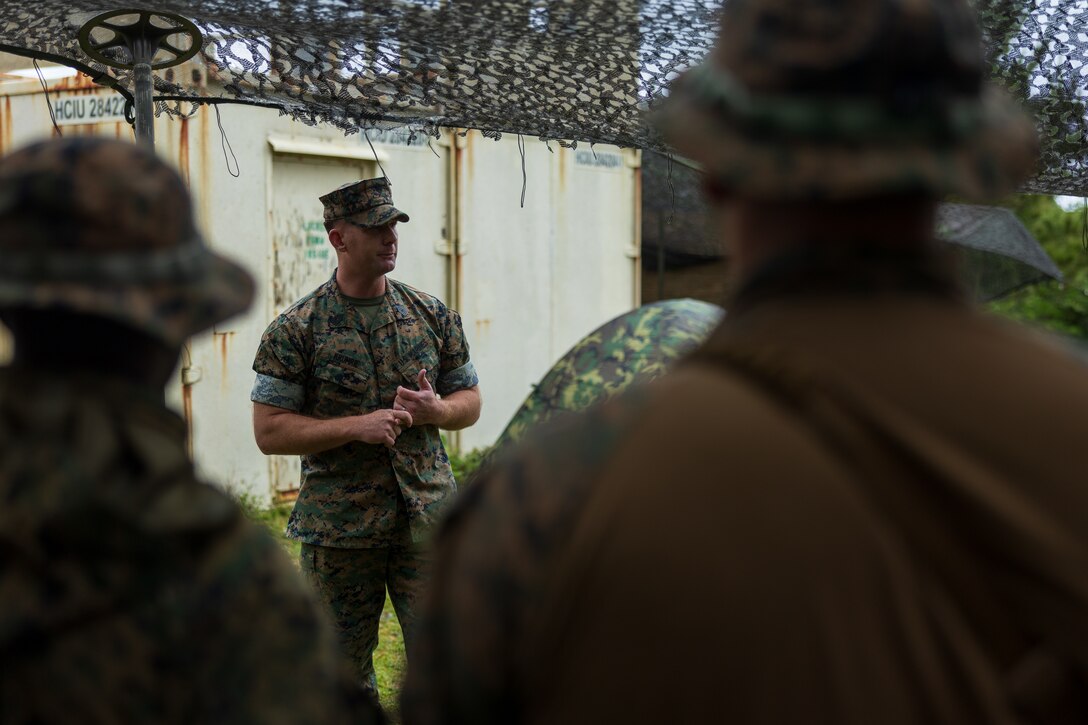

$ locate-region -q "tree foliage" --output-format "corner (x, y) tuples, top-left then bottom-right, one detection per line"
(988, 195), (1088, 340)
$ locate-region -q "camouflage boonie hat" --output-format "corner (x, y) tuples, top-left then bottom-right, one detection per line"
(320, 177), (410, 227)
(0, 137), (253, 347)
(653, 0), (1038, 201)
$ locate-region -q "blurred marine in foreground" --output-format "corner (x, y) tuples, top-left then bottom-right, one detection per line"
(0, 137), (380, 723)
(402, 1), (1088, 723)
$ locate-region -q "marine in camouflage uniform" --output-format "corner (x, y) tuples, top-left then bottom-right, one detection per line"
(251, 177), (481, 697)
(0, 137), (379, 723)
(401, 1), (1088, 723)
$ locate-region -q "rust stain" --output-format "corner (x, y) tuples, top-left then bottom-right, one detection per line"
(473, 318), (492, 338)
(181, 382), (194, 460)
(178, 117), (190, 186)
(49, 73), (100, 93)
(274, 488), (300, 504)
(1, 96), (9, 155)
(213, 330), (234, 392)
(450, 129), (463, 311)
(464, 131), (474, 185)
(197, 105), (211, 231)
(455, 252), (464, 308)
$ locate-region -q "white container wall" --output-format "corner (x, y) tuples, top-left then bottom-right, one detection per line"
(456, 135), (641, 453)
(0, 64), (640, 505)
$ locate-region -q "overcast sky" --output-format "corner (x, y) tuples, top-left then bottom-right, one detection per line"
(1054, 196), (1086, 212)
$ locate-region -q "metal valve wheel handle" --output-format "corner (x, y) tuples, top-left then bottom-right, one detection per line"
(77, 9), (202, 148)
(78, 9), (201, 70)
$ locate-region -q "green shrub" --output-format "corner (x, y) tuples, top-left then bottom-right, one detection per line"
(236, 493), (299, 558)
(449, 445), (489, 484)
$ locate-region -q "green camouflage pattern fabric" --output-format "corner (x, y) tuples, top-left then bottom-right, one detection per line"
(652, 0), (1038, 201)
(0, 368), (379, 724)
(301, 540), (432, 696)
(321, 177), (411, 227)
(492, 299), (723, 457)
(251, 274), (478, 546)
(0, 137), (252, 346)
(400, 389), (649, 725)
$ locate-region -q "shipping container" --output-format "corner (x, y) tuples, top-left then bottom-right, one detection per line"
(0, 58), (641, 504)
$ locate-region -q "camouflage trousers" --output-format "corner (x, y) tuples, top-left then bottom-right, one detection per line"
(300, 541), (432, 696)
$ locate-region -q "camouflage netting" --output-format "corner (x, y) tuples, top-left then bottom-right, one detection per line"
(938, 202), (1063, 301)
(640, 150), (1064, 301)
(642, 151), (718, 264)
(0, 1), (1086, 194)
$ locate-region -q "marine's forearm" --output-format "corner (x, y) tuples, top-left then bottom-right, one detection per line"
(252, 403), (360, 455)
(436, 386), (482, 430)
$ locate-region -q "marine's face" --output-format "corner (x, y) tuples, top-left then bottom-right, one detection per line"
(339, 218), (399, 279)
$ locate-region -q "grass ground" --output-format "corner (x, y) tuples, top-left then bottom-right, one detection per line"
(245, 501), (407, 716)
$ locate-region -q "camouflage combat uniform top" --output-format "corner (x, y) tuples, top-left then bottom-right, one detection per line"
(0, 369), (378, 724)
(251, 274), (478, 547)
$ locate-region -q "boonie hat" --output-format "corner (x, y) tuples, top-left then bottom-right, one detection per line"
(0, 137), (253, 346)
(320, 177), (410, 227)
(653, 0), (1038, 200)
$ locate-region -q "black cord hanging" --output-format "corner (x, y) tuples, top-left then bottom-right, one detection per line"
(364, 131), (389, 180)
(32, 60), (61, 137)
(517, 133), (527, 208)
(214, 105), (240, 178)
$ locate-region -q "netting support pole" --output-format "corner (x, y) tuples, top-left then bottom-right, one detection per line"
(78, 10), (203, 151)
(133, 61), (155, 148)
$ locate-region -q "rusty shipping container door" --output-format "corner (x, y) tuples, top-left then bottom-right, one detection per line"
(267, 153), (374, 493)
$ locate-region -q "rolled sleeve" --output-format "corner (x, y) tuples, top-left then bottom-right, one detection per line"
(437, 308), (479, 396)
(252, 316), (310, 412)
(436, 361), (479, 396)
(251, 373), (305, 412)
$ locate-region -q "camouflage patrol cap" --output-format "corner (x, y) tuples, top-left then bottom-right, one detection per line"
(653, 0), (1038, 201)
(0, 137), (253, 347)
(320, 177), (410, 227)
